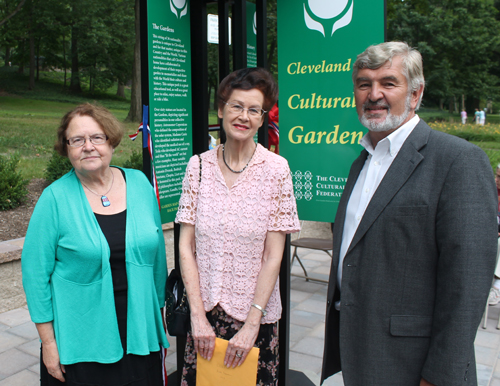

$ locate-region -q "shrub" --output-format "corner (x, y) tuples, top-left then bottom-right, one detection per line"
(0, 153), (28, 211)
(123, 150), (143, 170)
(45, 151), (73, 183)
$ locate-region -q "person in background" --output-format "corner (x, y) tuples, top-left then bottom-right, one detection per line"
(22, 103), (169, 386)
(461, 109), (467, 124)
(475, 108), (481, 124)
(176, 67), (300, 386)
(321, 42), (497, 386)
(480, 108), (486, 126)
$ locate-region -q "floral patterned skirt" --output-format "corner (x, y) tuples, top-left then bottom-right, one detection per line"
(181, 305), (279, 386)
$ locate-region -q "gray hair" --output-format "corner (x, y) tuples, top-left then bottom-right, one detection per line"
(496, 163), (500, 171)
(352, 42), (425, 110)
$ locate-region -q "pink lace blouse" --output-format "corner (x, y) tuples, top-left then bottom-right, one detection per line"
(175, 144), (300, 323)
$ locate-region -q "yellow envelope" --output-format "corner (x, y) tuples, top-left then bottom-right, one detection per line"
(196, 337), (260, 386)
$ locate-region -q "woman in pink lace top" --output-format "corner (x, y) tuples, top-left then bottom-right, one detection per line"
(175, 67), (300, 385)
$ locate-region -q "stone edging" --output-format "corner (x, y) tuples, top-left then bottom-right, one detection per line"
(0, 238), (25, 264)
(0, 250), (22, 264)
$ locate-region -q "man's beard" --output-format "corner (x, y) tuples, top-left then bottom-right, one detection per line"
(359, 94), (412, 132)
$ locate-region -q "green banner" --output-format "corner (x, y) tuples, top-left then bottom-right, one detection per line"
(147, 0), (193, 223)
(246, 2), (257, 68)
(278, 0), (384, 222)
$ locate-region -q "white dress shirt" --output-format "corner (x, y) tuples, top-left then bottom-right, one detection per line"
(337, 115), (420, 289)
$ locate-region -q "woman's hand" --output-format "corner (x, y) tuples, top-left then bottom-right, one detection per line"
(179, 223), (216, 360)
(224, 321), (260, 368)
(191, 313), (216, 361)
(36, 322), (65, 382)
(42, 340), (66, 382)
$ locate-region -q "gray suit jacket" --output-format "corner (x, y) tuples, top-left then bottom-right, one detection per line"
(321, 120), (498, 385)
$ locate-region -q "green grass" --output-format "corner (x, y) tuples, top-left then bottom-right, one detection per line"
(0, 96), (142, 179)
(428, 121), (500, 170)
(0, 67), (131, 109)
(480, 147), (500, 169)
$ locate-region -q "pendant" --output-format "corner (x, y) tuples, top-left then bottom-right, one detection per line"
(101, 195), (111, 207)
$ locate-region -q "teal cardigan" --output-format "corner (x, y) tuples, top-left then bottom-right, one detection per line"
(22, 167), (169, 364)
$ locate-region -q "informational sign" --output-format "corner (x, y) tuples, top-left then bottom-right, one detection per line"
(278, 0), (384, 222)
(207, 14), (232, 45)
(147, 0), (193, 223)
(246, 2), (257, 68)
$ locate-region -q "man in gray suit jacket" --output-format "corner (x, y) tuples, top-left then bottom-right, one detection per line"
(321, 42), (498, 386)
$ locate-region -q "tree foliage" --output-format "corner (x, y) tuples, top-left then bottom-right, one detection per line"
(388, 0), (500, 110)
(0, 0), (134, 95)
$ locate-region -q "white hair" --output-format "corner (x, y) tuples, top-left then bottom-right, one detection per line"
(352, 42), (425, 110)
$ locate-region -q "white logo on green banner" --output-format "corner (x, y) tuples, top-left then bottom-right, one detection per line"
(304, 0), (353, 37)
(170, 0), (188, 19)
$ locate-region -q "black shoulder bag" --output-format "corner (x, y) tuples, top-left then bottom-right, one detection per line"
(165, 155), (202, 336)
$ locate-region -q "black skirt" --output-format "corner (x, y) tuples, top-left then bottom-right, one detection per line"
(41, 209), (163, 386)
(40, 345), (162, 386)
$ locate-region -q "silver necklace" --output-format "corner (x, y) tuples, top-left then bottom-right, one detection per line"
(222, 143), (257, 173)
(79, 171), (114, 207)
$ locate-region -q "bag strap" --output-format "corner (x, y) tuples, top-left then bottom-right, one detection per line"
(197, 154), (202, 185)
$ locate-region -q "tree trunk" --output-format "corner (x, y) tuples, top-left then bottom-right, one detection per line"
(267, 37), (276, 69)
(69, 1), (82, 94)
(18, 40), (25, 74)
(90, 60), (96, 93)
(117, 81), (125, 98)
(69, 26), (82, 93)
(4, 46), (10, 66)
(63, 34), (67, 87)
(448, 99), (453, 114)
(36, 37), (40, 81)
(28, 3), (35, 91)
(69, 24), (82, 93)
(213, 83), (218, 111)
(462, 94), (465, 111)
(126, 0), (141, 122)
(29, 34), (35, 89)
(439, 99), (444, 110)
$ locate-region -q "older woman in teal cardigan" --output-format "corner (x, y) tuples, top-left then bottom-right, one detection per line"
(22, 103), (169, 386)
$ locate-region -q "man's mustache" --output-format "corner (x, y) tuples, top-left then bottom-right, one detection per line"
(363, 101), (389, 112)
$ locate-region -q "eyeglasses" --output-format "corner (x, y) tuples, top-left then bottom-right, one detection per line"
(67, 134), (108, 148)
(224, 102), (267, 118)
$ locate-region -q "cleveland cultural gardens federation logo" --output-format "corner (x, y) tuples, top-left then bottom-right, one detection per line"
(170, 0), (188, 19)
(293, 170), (313, 201)
(303, 0), (353, 37)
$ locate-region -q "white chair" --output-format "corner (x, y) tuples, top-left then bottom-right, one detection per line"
(482, 237), (500, 329)
(482, 297), (500, 329)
